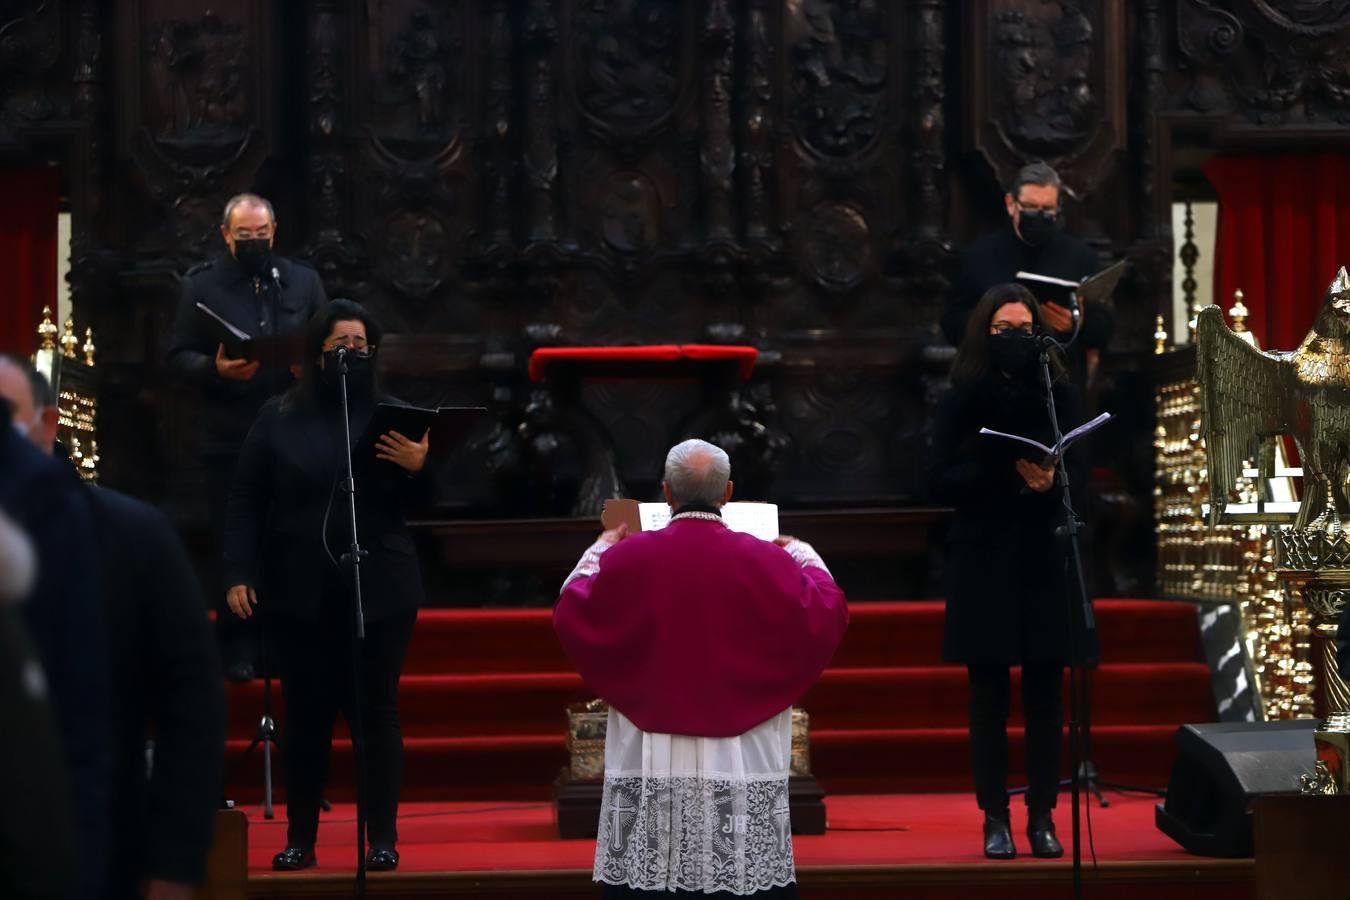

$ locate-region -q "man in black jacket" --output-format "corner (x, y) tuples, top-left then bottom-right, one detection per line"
(942, 162), (1114, 388)
(0, 462), (78, 900)
(0, 363), (106, 898)
(168, 192), (328, 679)
(0, 356), (226, 900)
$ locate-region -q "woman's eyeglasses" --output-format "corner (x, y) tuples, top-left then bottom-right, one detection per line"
(323, 336), (376, 357)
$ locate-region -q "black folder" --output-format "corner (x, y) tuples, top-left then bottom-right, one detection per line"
(356, 403), (488, 464)
(195, 302), (305, 367)
(1014, 259), (1128, 310)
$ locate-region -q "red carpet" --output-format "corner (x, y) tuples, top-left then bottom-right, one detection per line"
(244, 794), (1251, 900)
(243, 793), (1202, 872)
(225, 599), (1217, 802)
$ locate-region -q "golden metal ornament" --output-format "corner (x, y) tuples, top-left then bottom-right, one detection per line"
(1154, 315), (1168, 355)
(83, 328), (96, 367)
(36, 306), (57, 350)
(61, 317), (78, 358)
(1159, 305), (1301, 721)
(1194, 267), (1350, 755)
(565, 701), (814, 782)
(1197, 267), (1350, 533)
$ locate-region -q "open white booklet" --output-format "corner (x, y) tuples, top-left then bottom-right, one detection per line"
(979, 411), (1112, 461)
(602, 499), (779, 541)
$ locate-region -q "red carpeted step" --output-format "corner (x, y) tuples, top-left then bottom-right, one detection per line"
(225, 598), (1213, 801)
(403, 608), (572, 675)
(224, 734), (568, 804)
(834, 600), (1205, 668)
(399, 599), (1206, 674)
(810, 725), (1182, 794)
(226, 662), (1212, 740)
(802, 662), (1215, 730)
(225, 672), (596, 739)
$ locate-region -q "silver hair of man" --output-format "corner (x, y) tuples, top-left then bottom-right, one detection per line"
(664, 439), (731, 508)
(221, 192), (276, 228)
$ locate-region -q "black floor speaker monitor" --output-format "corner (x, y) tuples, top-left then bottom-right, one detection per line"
(1155, 720), (1316, 857)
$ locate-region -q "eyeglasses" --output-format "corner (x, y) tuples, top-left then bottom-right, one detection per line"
(990, 322), (1036, 335)
(1014, 201), (1057, 220)
(323, 336), (375, 357)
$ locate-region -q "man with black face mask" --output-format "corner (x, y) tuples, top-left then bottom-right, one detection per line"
(942, 162), (1113, 388)
(168, 193), (328, 680)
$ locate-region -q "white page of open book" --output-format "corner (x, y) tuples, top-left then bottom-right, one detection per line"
(636, 502), (779, 541)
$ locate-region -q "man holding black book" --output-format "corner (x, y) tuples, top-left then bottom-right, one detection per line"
(168, 192), (328, 680)
(942, 162), (1114, 388)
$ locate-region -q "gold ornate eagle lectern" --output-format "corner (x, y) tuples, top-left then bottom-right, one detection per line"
(1197, 266), (1350, 794)
(1197, 267), (1350, 532)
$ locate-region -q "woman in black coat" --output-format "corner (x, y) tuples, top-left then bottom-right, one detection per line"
(928, 283), (1094, 861)
(223, 299), (428, 872)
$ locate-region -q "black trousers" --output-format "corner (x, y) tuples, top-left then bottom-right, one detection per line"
(206, 451), (258, 666)
(273, 599), (416, 851)
(967, 662), (1064, 816)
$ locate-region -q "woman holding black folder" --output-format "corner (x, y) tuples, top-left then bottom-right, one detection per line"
(223, 298), (427, 872)
(928, 283), (1095, 862)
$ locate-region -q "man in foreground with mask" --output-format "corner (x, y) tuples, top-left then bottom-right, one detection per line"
(168, 192), (328, 679)
(942, 162), (1112, 388)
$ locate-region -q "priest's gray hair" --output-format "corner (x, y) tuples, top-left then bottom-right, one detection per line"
(222, 192), (276, 228)
(664, 439), (731, 508)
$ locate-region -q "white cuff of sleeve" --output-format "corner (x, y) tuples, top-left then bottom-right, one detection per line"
(783, 538), (830, 575)
(561, 538), (612, 592)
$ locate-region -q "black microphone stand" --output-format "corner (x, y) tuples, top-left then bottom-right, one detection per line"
(235, 638), (280, 819)
(1034, 328), (1094, 900)
(334, 346), (370, 895)
(232, 267), (287, 820)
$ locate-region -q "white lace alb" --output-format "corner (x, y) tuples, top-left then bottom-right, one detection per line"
(595, 707), (795, 895)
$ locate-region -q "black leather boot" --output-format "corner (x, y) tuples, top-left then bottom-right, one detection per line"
(271, 846), (317, 870)
(366, 847), (399, 871)
(983, 811), (1016, 859)
(1027, 810), (1064, 858)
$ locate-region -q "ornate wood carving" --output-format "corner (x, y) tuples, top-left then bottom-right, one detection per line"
(119, 2), (278, 267)
(28, 1), (1346, 598)
(524, 0), (560, 246)
(1177, 0), (1350, 124)
(0, 0), (65, 136)
(740, 0), (777, 249)
(786, 0), (888, 163)
(897, 0), (954, 292)
(967, 0), (1126, 196)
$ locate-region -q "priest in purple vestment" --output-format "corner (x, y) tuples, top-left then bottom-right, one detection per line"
(555, 439), (848, 898)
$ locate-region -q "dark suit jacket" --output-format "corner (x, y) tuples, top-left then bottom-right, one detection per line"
(167, 253), (328, 449)
(88, 486), (225, 893)
(927, 374), (1097, 666)
(223, 391), (426, 623)
(0, 418), (107, 897)
(0, 604), (76, 899)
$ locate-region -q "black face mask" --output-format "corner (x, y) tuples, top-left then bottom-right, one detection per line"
(319, 348), (374, 398)
(233, 238), (272, 278)
(988, 330), (1040, 376)
(1016, 210), (1058, 248)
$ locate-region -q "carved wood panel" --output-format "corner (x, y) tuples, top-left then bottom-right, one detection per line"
(966, 0), (1126, 199)
(13, 1), (1350, 596)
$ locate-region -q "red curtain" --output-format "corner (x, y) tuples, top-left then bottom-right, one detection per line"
(0, 167), (59, 355)
(1203, 154), (1350, 352)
